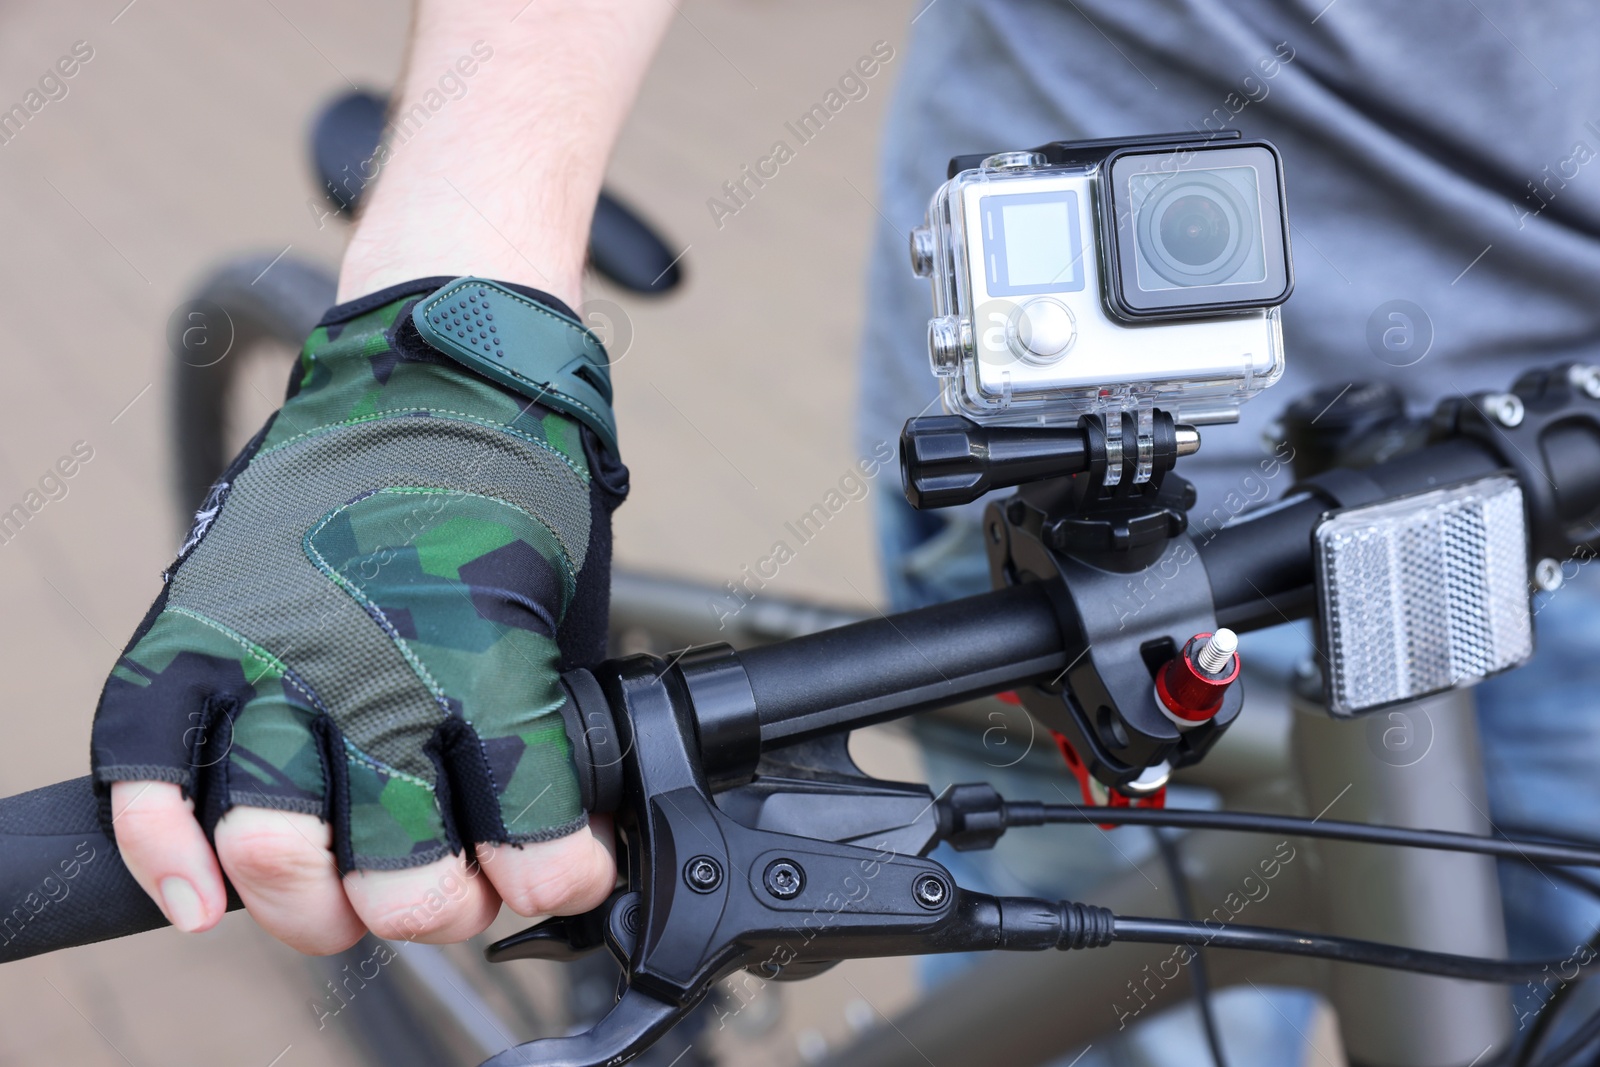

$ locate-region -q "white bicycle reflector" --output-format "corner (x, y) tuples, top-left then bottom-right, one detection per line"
(1314, 474), (1533, 717)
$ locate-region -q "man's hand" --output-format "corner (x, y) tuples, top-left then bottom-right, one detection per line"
(96, 279), (628, 950)
(94, 0), (672, 951)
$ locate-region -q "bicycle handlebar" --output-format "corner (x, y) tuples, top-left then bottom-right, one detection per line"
(745, 579), (1069, 749)
(0, 777), (176, 963)
(1198, 435), (1506, 631)
(3, 369), (1598, 994)
(0, 580), (1073, 967)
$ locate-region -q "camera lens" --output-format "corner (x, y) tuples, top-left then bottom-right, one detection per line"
(1135, 170), (1256, 288)
(1159, 194), (1231, 266)
(1108, 145), (1288, 315)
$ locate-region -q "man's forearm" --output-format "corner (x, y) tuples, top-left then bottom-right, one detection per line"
(337, 0), (673, 307)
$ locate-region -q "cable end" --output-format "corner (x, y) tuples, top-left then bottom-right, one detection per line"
(1057, 901), (1117, 951)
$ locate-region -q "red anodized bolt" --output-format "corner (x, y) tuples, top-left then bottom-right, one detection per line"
(1155, 629), (1239, 724)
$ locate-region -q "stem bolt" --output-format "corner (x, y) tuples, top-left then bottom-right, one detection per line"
(1570, 364), (1600, 399)
(764, 859), (805, 900)
(1485, 393), (1525, 428)
(913, 874), (949, 910)
(684, 855), (723, 894)
(1535, 557), (1564, 592)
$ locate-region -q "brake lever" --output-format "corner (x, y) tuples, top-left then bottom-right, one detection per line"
(485, 890), (627, 965)
(478, 985), (688, 1067)
(478, 654), (970, 1067)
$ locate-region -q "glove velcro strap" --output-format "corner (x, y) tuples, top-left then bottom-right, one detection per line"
(412, 277), (619, 457)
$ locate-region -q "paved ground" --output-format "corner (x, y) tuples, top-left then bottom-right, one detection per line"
(0, 2), (1339, 1065)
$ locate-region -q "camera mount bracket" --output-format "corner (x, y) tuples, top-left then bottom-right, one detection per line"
(983, 476), (1241, 797)
(898, 410), (1237, 795)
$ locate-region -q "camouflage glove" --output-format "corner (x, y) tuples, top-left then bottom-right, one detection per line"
(92, 277), (626, 871)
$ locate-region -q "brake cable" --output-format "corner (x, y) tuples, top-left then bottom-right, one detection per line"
(936, 786), (1600, 870)
(922, 787), (1600, 983)
(1154, 828), (1231, 1067)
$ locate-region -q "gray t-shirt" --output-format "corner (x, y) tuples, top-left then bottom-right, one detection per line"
(860, 0), (1600, 509)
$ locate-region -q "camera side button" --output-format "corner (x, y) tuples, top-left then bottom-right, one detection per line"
(909, 226), (935, 278)
(1008, 297), (1076, 364)
(928, 316), (964, 371)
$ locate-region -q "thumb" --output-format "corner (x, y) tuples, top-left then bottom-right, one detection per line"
(110, 781), (228, 933)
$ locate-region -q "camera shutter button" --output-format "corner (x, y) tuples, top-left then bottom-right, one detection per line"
(1008, 298), (1076, 363)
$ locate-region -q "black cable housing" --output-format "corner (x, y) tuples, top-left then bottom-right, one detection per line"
(1112, 916), (1590, 984)
(1003, 803), (1600, 869)
(1154, 830), (1230, 1067)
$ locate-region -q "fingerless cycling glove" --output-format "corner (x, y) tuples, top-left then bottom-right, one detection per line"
(92, 277), (625, 871)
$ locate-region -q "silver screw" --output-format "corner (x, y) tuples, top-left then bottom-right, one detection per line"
(913, 874), (949, 910)
(1485, 393), (1525, 428)
(764, 859), (804, 900)
(1570, 365), (1600, 399)
(1195, 628), (1238, 674)
(685, 856), (722, 893)
(1534, 557), (1564, 592)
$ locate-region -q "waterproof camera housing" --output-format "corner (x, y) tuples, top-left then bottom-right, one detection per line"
(910, 132), (1292, 428)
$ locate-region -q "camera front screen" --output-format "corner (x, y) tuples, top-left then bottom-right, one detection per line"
(1106, 143), (1291, 317)
(979, 189), (1087, 297)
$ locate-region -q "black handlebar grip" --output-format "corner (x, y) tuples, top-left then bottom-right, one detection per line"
(0, 776), (171, 963)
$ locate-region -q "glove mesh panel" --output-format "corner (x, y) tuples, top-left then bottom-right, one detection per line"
(168, 415), (590, 779)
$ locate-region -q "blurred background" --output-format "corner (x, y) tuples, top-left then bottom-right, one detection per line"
(0, 0), (927, 1063)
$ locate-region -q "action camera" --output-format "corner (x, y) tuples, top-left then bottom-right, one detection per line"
(909, 132), (1293, 427)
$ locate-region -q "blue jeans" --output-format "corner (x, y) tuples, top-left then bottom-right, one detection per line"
(877, 492), (1600, 1064)
(1477, 572), (1600, 1039)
